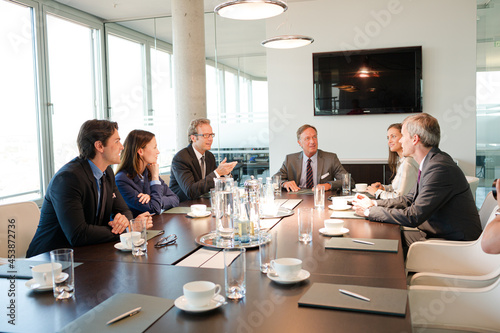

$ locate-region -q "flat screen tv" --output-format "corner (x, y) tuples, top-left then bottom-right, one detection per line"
(313, 46), (422, 116)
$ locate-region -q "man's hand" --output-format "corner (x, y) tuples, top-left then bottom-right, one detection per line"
(137, 193), (151, 204)
(352, 193), (375, 217)
(317, 183), (332, 191)
(215, 157), (237, 176)
(137, 212), (154, 229)
(367, 182), (383, 195)
(283, 180), (300, 192)
(147, 163), (160, 181)
(108, 213), (129, 234)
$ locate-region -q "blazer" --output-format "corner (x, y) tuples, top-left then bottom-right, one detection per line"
(369, 147), (482, 241)
(169, 144), (217, 202)
(116, 168), (179, 217)
(275, 149), (351, 190)
(27, 157), (133, 257)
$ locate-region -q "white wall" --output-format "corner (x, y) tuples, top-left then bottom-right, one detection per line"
(267, 0), (477, 176)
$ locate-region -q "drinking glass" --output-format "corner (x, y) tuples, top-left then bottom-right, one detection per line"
(224, 248), (246, 299)
(130, 217), (147, 256)
(50, 248), (74, 300)
(298, 208), (313, 244)
(272, 174), (281, 197)
(216, 190), (235, 246)
(342, 173), (351, 195)
(259, 230), (277, 273)
(314, 185), (325, 210)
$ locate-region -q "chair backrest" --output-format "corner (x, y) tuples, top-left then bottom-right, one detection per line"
(480, 191), (497, 229)
(0, 201), (40, 258)
(465, 175), (479, 201)
(160, 174), (170, 185)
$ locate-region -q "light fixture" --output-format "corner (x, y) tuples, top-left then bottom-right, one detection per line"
(214, 0), (287, 20)
(261, 35), (314, 49)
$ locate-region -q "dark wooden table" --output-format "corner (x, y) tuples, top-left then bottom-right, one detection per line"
(2, 191), (411, 333)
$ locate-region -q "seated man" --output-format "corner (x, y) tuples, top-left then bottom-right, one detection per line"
(169, 118), (237, 202)
(275, 124), (352, 192)
(353, 113), (481, 246)
(481, 179), (500, 254)
(27, 120), (152, 257)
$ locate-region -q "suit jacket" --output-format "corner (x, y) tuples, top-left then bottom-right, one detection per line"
(369, 147), (482, 241)
(116, 168), (179, 217)
(27, 157), (133, 257)
(275, 149), (351, 190)
(169, 145), (217, 202)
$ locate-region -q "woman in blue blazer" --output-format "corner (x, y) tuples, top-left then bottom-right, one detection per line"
(116, 130), (179, 216)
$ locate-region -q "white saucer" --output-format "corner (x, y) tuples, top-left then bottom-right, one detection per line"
(174, 294), (226, 313)
(328, 204), (352, 211)
(330, 196), (355, 201)
(267, 269), (310, 284)
(187, 211), (211, 218)
(25, 279), (53, 292)
(319, 227), (350, 236)
(114, 242), (132, 251)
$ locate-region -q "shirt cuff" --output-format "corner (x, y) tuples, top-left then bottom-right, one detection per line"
(214, 170), (220, 178)
(150, 180), (161, 186)
(364, 208), (370, 217)
(375, 189), (382, 199)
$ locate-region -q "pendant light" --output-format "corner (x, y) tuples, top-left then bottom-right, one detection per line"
(214, 0), (288, 20)
(261, 35), (314, 49)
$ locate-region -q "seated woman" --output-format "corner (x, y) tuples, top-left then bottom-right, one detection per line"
(116, 130), (179, 216)
(367, 123), (419, 199)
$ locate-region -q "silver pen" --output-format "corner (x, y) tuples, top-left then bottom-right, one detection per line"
(352, 239), (375, 245)
(339, 289), (371, 302)
(106, 307), (142, 325)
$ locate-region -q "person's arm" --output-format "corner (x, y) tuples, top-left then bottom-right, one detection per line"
(376, 159), (419, 199)
(171, 154), (215, 200)
(481, 215), (500, 254)
(277, 155), (300, 192)
(158, 180), (180, 211)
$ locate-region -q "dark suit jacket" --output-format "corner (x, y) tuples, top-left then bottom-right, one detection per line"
(169, 145), (217, 202)
(275, 149), (351, 190)
(115, 168), (179, 217)
(369, 147), (482, 241)
(27, 157), (133, 257)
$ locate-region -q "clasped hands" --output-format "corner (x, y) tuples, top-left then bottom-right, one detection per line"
(108, 212), (154, 234)
(352, 193), (375, 217)
(366, 182), (384, 195)
(282, 180), (331, 192)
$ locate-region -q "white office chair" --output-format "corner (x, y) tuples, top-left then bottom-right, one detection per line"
(409, 275), (500, 332)
(0, 201), (40, 258)
(465, 175), (479, 201)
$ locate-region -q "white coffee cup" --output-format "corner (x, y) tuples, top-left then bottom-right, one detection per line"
(355, 183), (368, 192)
(191, 204), (207, 216)
(271, 258), (302, 279)
(331, 198), (348, 209)
(120, 231), (141, 248)
(31, 263), (62, 287)
(324, 219), (344, 232)
(183, 281), (221, 308)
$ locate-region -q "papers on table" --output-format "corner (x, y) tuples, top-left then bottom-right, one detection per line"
(325, 238), (399, 253)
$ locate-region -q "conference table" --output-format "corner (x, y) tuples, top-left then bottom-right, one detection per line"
(2, 191), (411, 332)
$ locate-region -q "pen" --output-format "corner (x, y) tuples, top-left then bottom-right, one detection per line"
(106, 307), (142, 325)
(339, 289), (371, 302)
(352, 239), (375, 245)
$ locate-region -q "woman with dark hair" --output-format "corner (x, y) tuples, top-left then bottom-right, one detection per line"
(366, 123), (419, 199)
(116, 130), (179, 216)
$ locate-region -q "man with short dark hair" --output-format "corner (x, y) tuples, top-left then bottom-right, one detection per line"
(169, 118), (237, 201)
(353, 113), (481, 246)
(276, 124), (351, 192)
(27, 120), (152, 257)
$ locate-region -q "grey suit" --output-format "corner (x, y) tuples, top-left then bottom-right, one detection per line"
(275, 149), (351, 190)
(368, 147), (481, 241)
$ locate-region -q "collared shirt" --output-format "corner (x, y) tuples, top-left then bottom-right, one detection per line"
(88, 159), (105, 214)
(299, 152), (318, 188)
(374, 156), (419, 199)
(192, 146), (220, 178)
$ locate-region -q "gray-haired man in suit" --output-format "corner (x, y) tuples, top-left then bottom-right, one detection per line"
(353, 113), (481, 246)
(275, 124), (352, 192)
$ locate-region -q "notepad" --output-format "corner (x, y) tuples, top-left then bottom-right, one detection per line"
(163, 207), (192, 214)
(59, 293), (174, 333)
(298, 283), (407, 317)
(325, 238), (399, 253)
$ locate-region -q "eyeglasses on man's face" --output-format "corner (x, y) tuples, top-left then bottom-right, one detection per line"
(194, 133), (215, 139)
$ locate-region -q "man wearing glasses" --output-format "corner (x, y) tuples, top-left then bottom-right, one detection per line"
(170, 118), (237, 201)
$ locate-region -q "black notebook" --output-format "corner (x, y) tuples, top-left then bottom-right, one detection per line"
(325, 237), (399, 253)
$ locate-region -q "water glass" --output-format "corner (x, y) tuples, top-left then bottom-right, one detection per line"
(130, 217), (147, 256)
(209, 188), (216, 217)
(259, 230), (277, 273)
(342, 173), (351, 195)
(298, 208), (313, 244)
(216, 190), (235, 246)
(314, 185), (325, 210)
(224, 248), (246, 300)
(50, 248), (74, 300)
(272, 174), (281, 196)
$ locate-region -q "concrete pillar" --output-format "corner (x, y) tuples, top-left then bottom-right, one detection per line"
(172, 0), (207, 150)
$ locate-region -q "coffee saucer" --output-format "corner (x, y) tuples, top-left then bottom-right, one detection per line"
(319, 227), (349, 236)
(187, 211), (211, 218)
(25, 279), (53, 292)
(174, 294), (226, 313)
(114, 243), (132, 251)
(328, 204), (352, 211)
(267, 269), (310, 284)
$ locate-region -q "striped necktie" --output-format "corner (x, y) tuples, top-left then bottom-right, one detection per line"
(306, 158), (314, 189)
(200, 156), (206, 179)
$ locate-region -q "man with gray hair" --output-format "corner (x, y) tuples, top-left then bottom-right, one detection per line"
(353, 113), (481, 247)
(170, 118), (237, 201)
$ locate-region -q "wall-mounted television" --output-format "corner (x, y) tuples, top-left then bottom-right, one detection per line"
(313, 46), (422, 116)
